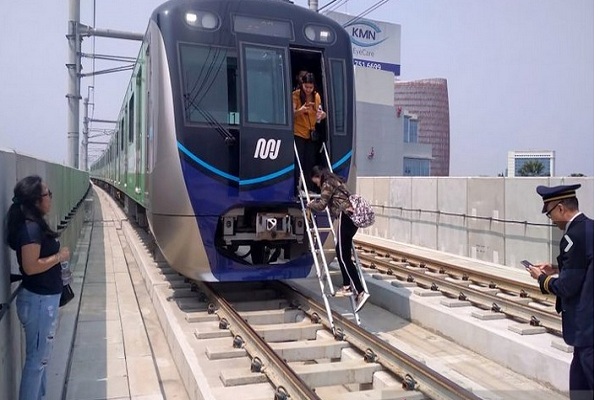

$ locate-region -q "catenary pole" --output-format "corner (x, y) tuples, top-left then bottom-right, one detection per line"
(67, 0), (143, 170)
(67, 0), (81, 168)
(82, 97), (89, 170)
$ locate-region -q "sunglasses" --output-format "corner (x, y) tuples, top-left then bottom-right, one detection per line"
(545, 202), (560, 218)
(41, 190), (53, 199)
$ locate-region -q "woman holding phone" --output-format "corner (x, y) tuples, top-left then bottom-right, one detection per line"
(292, 72), (326, 194)
(5, 175), (70, 400)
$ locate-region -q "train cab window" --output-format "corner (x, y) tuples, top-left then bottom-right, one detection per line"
(243, 45), (288, 125)
(179, 44), (239, 126)
(330, 59), (346, 135)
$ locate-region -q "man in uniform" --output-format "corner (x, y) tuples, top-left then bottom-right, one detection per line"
(527, 184), (593, 400)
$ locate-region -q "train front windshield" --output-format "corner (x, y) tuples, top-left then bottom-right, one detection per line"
(179, 43), (292, 128)
(180, 44), (239, 126)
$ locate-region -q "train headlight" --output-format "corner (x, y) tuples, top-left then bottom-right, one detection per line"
(185, 11), (219, 30)
(304, 25), (335, 44)
(185, 13), (197, 24)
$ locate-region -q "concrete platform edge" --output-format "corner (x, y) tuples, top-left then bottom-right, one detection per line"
(122, 222), (217, 400)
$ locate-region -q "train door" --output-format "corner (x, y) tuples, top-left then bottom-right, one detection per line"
(144, 43), (152, 206)
(290, 49), (329, 168)
(135, 68), (143, 199)
(118, 119), (124, 187)
(127, 95), (134, 192)
(238, 42), (294, 194)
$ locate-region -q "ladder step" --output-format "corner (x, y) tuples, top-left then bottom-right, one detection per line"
(316, 228), (332, 233)
(299, 193), (321, 199)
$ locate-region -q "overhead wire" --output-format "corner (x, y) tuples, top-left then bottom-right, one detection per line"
(321, 0), (352, 14)
(344, 0), (390, 25)
(318, 0), (344, 13)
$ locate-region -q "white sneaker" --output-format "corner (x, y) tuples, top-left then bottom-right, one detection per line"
(334, 286), (353, 297)
(355, 291), (370, 312)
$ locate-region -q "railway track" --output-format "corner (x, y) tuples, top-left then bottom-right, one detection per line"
(99, 185), (568, 400)
(113, 207), (483, 398)
(190, 280), (481, 400)
(353, 238), (562, 337)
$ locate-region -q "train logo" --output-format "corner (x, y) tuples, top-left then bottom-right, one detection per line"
(344, 20), (387, 47)
(253, 138), (281, 160)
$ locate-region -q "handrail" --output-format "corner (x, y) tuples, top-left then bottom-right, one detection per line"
(372, 203), (554, 227)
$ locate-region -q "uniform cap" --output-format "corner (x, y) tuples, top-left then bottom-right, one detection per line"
(536, 184), (581, 213)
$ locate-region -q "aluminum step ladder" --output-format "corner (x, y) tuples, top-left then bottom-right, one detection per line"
(319, 143), (370, 324)
(294, 142), (366, 329)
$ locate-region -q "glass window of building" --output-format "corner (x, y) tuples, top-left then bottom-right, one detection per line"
(403, 157), (430, 176)
(515, 157), (551, 176)
(403, 116), (418, 143)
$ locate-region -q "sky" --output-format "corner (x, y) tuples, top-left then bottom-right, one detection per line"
(0, 0), (594, 177)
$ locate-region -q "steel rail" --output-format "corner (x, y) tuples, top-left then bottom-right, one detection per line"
(278, 282), (484, 400)
(355, 250), (563, 335)
(353, 239), (554, 304)
(199, 282), (321, 400)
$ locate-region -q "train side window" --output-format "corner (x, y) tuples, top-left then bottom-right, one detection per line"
(120, 119), (125, 151)
(179, 43), (239, 126)
(330, 59), (346, 135)
(128, 95), (134, 143)
(243, 45), (288, 126)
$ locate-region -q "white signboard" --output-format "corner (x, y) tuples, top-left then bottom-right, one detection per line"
(328, 11), (402, 76)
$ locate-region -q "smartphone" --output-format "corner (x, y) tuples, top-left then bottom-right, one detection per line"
(520, 260), (533, 269)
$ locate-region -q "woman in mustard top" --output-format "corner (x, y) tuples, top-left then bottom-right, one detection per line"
(293, 73), (326, 193)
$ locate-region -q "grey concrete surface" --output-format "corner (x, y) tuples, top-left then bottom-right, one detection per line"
(48, 188), (189, 400)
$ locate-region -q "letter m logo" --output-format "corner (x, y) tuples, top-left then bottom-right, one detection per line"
(253, 138), (281, 160)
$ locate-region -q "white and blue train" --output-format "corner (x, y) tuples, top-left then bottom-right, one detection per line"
(91, 0), (356, 281)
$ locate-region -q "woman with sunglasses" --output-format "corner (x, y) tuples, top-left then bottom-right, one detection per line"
(5, 175), (70, 400)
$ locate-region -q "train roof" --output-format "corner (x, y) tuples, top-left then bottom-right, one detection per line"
(149, 0), (349, 37)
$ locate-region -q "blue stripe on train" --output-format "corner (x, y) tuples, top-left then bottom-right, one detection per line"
(178, 141), (352, 185)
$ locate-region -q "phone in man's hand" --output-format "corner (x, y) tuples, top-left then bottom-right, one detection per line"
(520, 260), (533, 269)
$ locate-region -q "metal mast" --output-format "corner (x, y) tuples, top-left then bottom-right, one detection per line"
(67, 0), (82, 168)
(66, 0), (144, 170)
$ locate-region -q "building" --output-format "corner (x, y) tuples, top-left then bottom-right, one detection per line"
(394, 79), (450, 176)
(401, 111), (432, 176)
(507, 150), (555, 177)
(354, 68), (432, 177)
(325, 12), (433, 177)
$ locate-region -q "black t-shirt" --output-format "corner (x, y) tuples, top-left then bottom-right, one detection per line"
(16, 220), (62, 295)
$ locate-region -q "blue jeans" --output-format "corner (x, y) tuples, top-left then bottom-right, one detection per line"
(16, 288), (61, 400)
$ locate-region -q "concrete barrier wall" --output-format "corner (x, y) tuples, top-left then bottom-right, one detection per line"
(0, 149), (89, 400)
(357, 176), (594, 268)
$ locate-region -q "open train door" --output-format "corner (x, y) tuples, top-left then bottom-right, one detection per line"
(289, 49), (329, 168)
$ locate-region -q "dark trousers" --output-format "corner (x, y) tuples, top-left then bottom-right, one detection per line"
(570, 346), (593, 400)
(335, 212), (363, 293)
(294, 136), (317, 192)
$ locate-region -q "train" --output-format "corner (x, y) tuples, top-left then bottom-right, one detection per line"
(90, 0), (356, 281)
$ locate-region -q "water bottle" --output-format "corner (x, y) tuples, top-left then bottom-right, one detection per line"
(61, 261), (72, 286)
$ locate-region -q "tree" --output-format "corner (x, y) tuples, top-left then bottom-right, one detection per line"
(517, 160), (547, 177)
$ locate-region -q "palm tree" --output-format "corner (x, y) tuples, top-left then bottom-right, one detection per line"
(517, 160), (547, 176)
